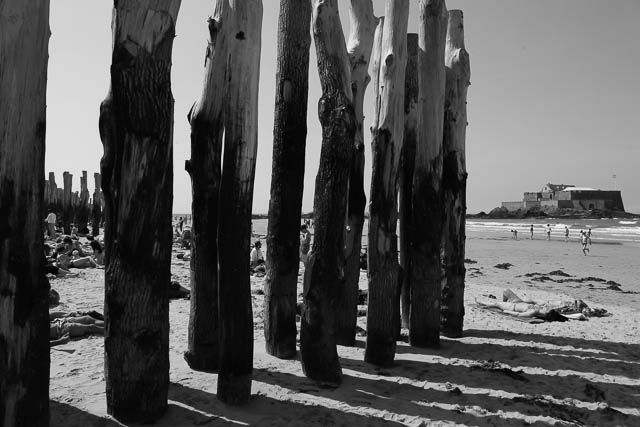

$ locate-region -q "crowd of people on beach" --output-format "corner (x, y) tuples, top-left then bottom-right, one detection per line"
(43, 211), (106, 278)
(510, 223), (593, 255)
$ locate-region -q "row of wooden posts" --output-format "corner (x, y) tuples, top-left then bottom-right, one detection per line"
(0, 0), (469, 425)
(44, 171), (103, 236)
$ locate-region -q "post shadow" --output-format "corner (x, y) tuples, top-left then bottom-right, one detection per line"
(169, 382), (403, 426)
(391, 333), (639, 379)
(253, 366), (636, 427)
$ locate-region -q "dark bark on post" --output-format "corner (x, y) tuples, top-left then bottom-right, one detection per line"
(0, 1), (50, 426)
(264, 0), (312, 359)
(46, 172), (57, 210)
(217, 0), (262, 405)
(441, 10), (469, 338)
(399, 33), (419, 329)
(92, 173), (102, 236)
(62, 171), (72, 234)
(409, 0), (447, 348)
(98, 1), (180, 422)
(365, 0), (409, 367)
(336, 0), (377, 347)
(78, 170), (90, 232)
(184, 0), (231, 372)
(300, 0), (355, 385)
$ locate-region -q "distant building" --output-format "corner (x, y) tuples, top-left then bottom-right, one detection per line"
(501, 183), (625, 212)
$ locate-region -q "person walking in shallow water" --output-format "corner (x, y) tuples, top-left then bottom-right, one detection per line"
(530, 224), (534, 240)
(564, 226), (570, 242)
(546, 224), (551, 241)
(587, 227), (592, 245)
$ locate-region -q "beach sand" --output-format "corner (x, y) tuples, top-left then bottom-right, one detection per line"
(49, 227), (640, 426)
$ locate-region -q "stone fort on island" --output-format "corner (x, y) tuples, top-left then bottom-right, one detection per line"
(501, 183), (625, 212)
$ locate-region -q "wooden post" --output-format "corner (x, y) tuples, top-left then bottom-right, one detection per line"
(47, 172), (58, 213)
(300, 0), (355, 385)
(399, 33), (419, 329)
(365, 0), (409, 367)
(336, 0), (377, 347)
(441, 9), (469, 338)
(98, 0), (180, 422)
(217, 0), (262, 405)
(184, 0), (231, 372)
(264, 0), (312, 359)
(78, 170), (90, 233)
(92, 173), (101, 236)
(62, 171), (73, 234)
(409, 0), (447, 348)
(0, 1), (50, 426)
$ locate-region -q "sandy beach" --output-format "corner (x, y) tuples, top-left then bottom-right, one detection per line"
(48, 221), (640, 426)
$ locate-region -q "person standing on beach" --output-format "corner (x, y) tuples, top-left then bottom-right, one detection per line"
(564, 226), (570, 242)
(546, 224), (551, 240)
(587, 227), (592, 245)
(45, 210), (57, 238)
(580, 230), (590, 255)
(530, 224), (534, 240)
(300, 224), (311, 266)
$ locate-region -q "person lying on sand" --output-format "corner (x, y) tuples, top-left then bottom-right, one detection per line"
(50, 311), (104, 346)
(477, 289), (609, 321)
(56, 250), (99, 269)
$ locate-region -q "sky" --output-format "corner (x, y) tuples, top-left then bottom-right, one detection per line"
(46, 0), (640, 215)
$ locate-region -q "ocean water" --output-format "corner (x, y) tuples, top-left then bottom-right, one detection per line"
(467, 218), (640, 246)
(179, 216), (640, 248)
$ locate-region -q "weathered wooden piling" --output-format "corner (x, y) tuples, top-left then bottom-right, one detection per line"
(366, 0), (409, 367)
(0, 1), (51, 425)
(409, 0), (447, 348)
(336, 0), (377, 347)
(399, 33), (419, 329)
(98, 0), (181, 422)
(217, 0), (262, 405)
(441, 9), (470, 338)
(184, 0), (231, 372)
(264, 0), (312, 359)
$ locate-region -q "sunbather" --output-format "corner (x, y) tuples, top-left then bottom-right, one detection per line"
(477, 289), (608, 321)
(50, 311), (104, 346)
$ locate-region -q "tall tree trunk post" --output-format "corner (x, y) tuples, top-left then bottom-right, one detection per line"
(365, 0), (409, 367)
(92, 173), (102, 237)
(300, 0), (355, 385)
(47, 172), (58, 211)
(409, 0), (447, 348)
(99, 1), (180, 422)
(184, 0), (231, 372)
(78, 170), (90, 232)
(62, 171), (72, 234)
(336, 0), (377, 347)
(0, 1), (50, 426)
(441, 9), (469, 338)
(264, 0), (312, 359)
(399, 33), (419, 329)
(217, 0), (262, 405)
